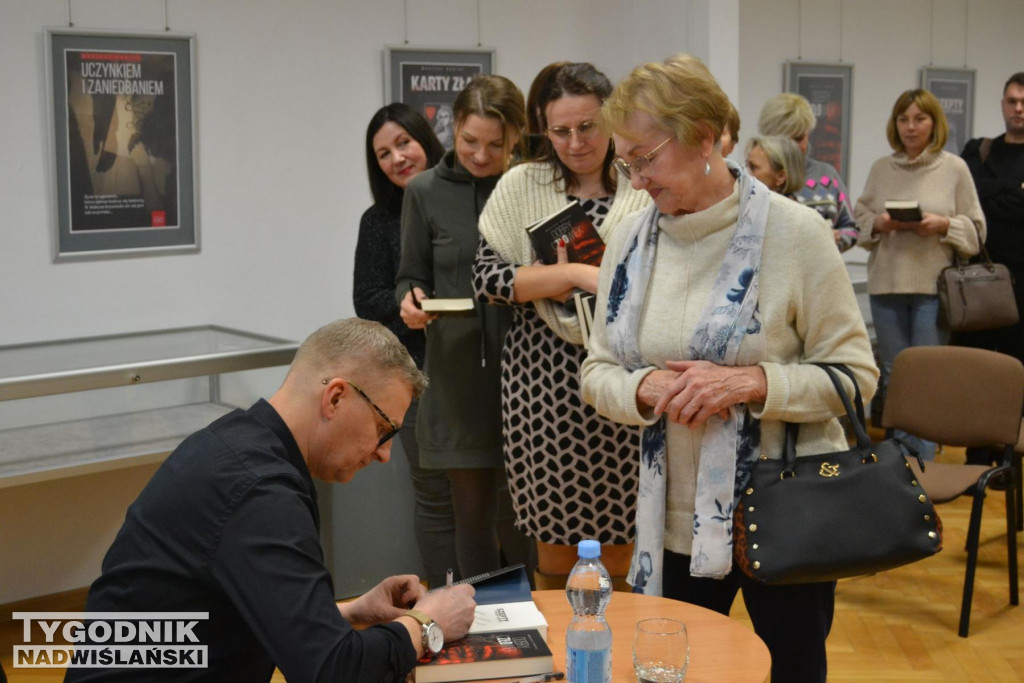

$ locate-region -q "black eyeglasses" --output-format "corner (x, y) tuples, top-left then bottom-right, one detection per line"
(322, 378), (401, 447)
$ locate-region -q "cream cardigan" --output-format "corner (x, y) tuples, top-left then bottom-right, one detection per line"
(581, 185), (878, 555)
(478, 162), (650, 344)
(855, 150), (986, 295)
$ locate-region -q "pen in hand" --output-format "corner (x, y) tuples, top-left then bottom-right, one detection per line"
(446, 567), (453, 589)
(409, 282), (423, 310)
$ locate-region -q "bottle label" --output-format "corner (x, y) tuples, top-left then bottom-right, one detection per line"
(567, 646), (610, 683)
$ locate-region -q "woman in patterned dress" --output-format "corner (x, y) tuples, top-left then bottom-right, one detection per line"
(474, 63), (650, 585)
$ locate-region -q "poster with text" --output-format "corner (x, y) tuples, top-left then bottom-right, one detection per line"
(785, 62), (853, 182)
(385, 48), (494, 150)
(48, 30), (197, 260)
(922, 68), (975, 155)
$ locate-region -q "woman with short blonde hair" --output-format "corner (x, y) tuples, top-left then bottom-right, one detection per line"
(758, 92), (858, 250)
(745, 134), (805, 195)
(585, 54), (876, 683)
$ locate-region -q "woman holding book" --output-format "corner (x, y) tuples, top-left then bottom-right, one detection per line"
(474, 62), (650, 588)
(855, 88), (985, 461)
(396, 75), (532, 580)
(580, 54), (877, 682)
(354, 103), (457, 590)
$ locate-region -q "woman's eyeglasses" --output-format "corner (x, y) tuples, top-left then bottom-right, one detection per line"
(546, 121), (602, 142)
(322, 378), (401, 447)
(613, 137), (673, 179)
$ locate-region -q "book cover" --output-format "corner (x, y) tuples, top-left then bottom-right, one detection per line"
(414, 628), (553, 683)
(419, 298), (475, 317)
(470, 600), (549, 639)
(885, 200), (923, 222)
(527, 200), (606, 266)
(573, 291), (596, 350)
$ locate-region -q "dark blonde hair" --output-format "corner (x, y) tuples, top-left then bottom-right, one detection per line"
(292, 318), (427, 397)
(724, 102), (741, 145)
(531, 62), (616, 195)
(453, 75), (527, 172)
(758, 93), (816, 140)
(601, 53), (729, 148)
(746, 135), (805, 194)
(885, 89), (948, 155)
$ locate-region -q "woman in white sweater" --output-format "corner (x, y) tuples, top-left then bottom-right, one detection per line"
(855, 88), (985, 461)
(580, 55), (877, 683)
(474, 63), (650, 587)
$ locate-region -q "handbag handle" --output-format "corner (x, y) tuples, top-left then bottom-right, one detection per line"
(953, 221), (996, 271)
(782, 363), (870, 472)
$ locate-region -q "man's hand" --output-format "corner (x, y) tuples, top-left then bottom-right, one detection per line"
(339, 575), (424, 627)
(410, 584), (476, 642)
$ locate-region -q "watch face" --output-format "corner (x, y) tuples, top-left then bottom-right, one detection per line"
(426, 623), (444, 654)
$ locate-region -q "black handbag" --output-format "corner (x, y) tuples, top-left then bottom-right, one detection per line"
(733, 363), (943, 585)
(937, 239), (1019, 333)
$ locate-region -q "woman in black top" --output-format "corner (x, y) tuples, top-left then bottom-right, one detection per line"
(353, 103), (456, 588)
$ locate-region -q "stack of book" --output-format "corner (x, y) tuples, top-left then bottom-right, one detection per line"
(415, 565), (553, 682)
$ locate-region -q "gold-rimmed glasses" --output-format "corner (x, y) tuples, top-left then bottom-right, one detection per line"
(613, 137), (673, 179)
(322, 378), (400, 447)
(546, 121), (602, 143)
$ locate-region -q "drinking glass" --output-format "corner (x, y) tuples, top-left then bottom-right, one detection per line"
(633, 617), (689, 682)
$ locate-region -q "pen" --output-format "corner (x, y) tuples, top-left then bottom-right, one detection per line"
(409, 282), (422, 310)
(512, 673), (564, 683)
(446, 567), (453, 589)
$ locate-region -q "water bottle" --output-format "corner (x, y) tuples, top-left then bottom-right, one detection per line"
(565, 539), (613, 683)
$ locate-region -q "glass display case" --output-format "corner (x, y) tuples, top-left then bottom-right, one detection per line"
(0, 325), (298, 488)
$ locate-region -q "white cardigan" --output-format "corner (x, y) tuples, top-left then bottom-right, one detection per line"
(478, 162), (650, 344)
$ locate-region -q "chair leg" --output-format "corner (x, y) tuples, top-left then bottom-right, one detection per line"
(959, 490), (987, 638)
(1015, 451), (1022, 532)
(1008, 478), (1020, 607)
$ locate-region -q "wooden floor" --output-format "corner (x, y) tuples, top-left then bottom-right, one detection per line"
(2, 451), (1021, 682)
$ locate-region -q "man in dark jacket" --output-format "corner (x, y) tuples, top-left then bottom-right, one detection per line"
(64, 318), (475, 682)
(956, 72), (1024, 465)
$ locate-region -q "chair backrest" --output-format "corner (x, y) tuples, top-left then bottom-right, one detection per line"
(882, 346), (1024, 448)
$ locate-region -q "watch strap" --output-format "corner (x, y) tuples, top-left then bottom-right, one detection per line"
(404, 609), (433, 627)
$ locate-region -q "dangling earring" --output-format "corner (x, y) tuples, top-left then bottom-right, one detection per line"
(704, 160), (711, 176)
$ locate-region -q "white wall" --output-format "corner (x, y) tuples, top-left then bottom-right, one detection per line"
(2, 0), (1021, 603)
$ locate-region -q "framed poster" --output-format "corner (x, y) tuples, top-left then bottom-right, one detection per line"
(46, 29), (198, 261)
(921, 67), (975, 154)
(384, 46), (494, 150)
(784, 62), (853, 182)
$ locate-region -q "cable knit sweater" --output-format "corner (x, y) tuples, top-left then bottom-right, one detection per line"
(477, 162), (650, 343)
(855, 150), (986, 295)
(581, 183), (878, 555)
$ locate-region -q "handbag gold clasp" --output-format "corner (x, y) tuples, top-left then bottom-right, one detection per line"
(819, 462), (840, 478)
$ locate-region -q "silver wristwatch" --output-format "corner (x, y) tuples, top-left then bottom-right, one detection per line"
(404, 609), (444, 658)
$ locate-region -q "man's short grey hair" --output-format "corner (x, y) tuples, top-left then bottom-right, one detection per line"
(292, 318), (428, 397)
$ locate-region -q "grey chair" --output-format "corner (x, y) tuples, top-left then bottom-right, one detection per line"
(882, 345), (1023, 637)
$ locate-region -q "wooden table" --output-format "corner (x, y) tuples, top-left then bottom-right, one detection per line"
(523, 590), (770, 683)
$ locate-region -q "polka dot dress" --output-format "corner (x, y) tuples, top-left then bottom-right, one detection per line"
(474, 196), (639, 544)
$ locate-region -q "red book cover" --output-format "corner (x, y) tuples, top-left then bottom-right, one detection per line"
(527, 200), (606, 266)
(414, 628), (553, 682)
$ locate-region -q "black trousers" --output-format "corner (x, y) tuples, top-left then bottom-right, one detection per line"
(662, 550), (835, 683)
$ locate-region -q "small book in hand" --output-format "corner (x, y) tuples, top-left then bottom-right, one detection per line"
(885, 200), (923, 222)
(527, 200), (605, 266)
(420, 298), (475, 317)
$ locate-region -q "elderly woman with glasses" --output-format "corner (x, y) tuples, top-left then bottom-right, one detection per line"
(473, 62), (649, 589)
(580, 55), (877, 683)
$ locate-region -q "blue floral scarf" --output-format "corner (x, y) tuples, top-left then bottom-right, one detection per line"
(606, 161), (770, 593)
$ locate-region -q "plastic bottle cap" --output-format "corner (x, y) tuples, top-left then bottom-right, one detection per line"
(577, 539), (601, 559)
